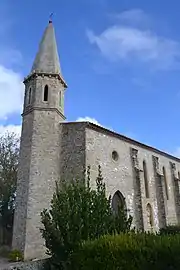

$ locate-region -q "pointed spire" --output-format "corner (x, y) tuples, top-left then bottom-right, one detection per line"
(31, 20), (61, 74)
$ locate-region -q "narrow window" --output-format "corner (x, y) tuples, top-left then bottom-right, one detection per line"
(143, 160), (149, 198)
(178, 171), (180, 180)
(163, 166), (169, 200)
(59, 91), (61, 107)
(146, 203), (154, 227)
(44, 85), (48, 101)
(28, 87), (32, 104)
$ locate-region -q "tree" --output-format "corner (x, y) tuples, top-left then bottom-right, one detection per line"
(41, 165), (132, 269)
(0, 132), (19, 245)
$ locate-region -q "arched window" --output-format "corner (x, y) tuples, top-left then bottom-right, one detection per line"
(28, 87), (32, 104)
(44, 85), (48, 101)
(143, 160), (149, 198)
(112, 190), (126, 216)
(146, 203), (154, 227)
(163, 166), (169, 200)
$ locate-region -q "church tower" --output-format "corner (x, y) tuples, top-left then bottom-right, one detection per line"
(12, 19), (67, 260)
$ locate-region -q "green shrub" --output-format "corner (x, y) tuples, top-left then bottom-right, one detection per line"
(159, 225), (180, 235)
(41, 166), (132, 269)
(8, 249), (23, 262)
(70, 233), (180, 270)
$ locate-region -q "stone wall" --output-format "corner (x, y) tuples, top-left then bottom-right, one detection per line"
(59, 122), (86, 182)
(12, 109), (63, 260)
(84, 123), (180, 231)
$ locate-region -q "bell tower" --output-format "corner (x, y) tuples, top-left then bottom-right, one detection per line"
(12, 20), (67, 260)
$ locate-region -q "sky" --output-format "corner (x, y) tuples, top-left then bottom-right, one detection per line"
(1, 0), (180, 156)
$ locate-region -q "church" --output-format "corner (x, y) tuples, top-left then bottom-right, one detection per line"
(11, 20), (180, 261)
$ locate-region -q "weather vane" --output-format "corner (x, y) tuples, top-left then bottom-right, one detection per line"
(49, 12), (54, 23)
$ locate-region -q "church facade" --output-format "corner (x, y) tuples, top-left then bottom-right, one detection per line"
(12, 20), (180, 261)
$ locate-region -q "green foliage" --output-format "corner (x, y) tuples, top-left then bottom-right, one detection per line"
(41, 165), (132, 269)
(159, 225), (180, 235)
(8, 249), (23, 262)
(0, 132), (19, 245)
(70, 232), (180, 270)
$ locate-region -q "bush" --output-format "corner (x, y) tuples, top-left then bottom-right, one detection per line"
(41, 166), (132, 269)
(8, 249), (23, 262)
(70, 233), (180, 270)
(159, 225), (180, 235)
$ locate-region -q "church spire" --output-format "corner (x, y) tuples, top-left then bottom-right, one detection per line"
(31, 19), (62, 75)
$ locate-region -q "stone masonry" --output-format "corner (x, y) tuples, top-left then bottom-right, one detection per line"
(60, 122), (180, 232)
(12, 20), (180, 261)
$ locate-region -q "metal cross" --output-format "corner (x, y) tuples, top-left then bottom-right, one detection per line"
(49, 13), (54, 22)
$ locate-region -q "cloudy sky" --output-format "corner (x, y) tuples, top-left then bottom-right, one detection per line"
(1, 0), (180, 156)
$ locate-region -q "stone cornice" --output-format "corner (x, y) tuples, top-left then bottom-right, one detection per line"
(23, 72), (67, 88)
(22, 106), (66, 120)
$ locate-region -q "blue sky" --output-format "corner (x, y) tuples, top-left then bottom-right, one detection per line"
(1, 0), (180, 156)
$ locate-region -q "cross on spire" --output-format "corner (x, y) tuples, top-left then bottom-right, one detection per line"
(49, 13), (53, 23)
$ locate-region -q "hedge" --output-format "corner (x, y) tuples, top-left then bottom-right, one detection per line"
(159, 225), (180, 235)
(69, 233), (180, 270)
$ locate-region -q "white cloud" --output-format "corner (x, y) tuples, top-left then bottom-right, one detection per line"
(0, 5), (24, 121)
(0, 65), (24, 120)
(0, 48), (23, 68)
(113, 9), (150, 26)
(76, 116), (117, 132)
(0, 124), (21, 137)
(87, 10), (180, 69)
(76, 116), (102, 126)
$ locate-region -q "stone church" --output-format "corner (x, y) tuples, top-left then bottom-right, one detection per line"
(11, 20), (180, 261)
